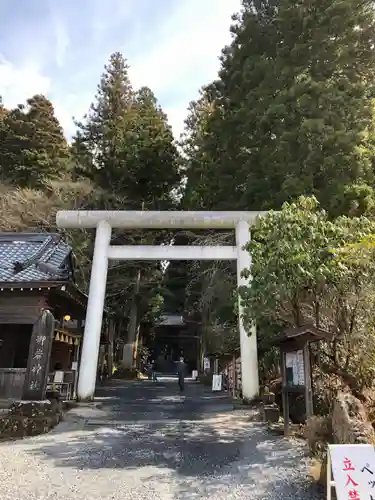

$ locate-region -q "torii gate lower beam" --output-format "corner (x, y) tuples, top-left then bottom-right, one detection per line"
(56, 210), (265, 401)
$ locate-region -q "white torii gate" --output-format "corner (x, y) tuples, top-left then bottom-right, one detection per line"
(56, 210), (264, 401)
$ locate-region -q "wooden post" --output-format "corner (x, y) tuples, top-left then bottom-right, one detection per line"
(214, 358), (219, 375)
(303, 343), (314, 418)
(280, 348), (290, 436)
(107, 319), (114, 377)
(23, 309), (55, 401)
(232, 355), (236, 398)
(327, 449), (332, 500)
(73, 343), (80, 400)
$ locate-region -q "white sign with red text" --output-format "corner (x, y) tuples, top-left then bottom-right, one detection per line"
(329, 444), (375, 500)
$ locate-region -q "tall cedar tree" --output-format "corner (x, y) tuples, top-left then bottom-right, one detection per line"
(182, 87), (221, 210)
(183, 0), (375, 215)
(0, 95), (69, 188)
(73, 52), (180, 208)
(180, 0), (375, 354)
(72, 52), (181, 326)
(73, 52), (136, 198)
(133, 86), (180, 209)
(0, 96), (6, 121)
(0, 97), (7, 157)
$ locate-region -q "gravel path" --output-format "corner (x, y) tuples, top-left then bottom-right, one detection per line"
(0, 378), (323, 500)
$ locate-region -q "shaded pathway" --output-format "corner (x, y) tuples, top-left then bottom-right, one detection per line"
(0, 377), (323, 500)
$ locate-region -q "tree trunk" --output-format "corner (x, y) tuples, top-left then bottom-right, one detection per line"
(122, 269), (141, 369)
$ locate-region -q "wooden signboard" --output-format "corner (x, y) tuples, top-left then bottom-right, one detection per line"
(22, 309), (55, 401)
(274, 325), (334, 436)
(328, 444), (375, 500)
(281, 343), (313, 435)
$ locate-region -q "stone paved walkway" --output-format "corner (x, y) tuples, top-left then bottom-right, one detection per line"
(0, 377), (323, 500)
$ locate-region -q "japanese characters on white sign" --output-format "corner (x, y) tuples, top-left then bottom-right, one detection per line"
(295, 350), (305, 385)
(329, 444), (375, 500)
(285, 350), (305, 386)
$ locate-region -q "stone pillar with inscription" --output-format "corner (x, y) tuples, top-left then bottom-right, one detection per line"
(22, 309), (55, 401)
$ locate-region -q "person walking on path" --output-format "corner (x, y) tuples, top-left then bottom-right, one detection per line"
(151, 360), (157, 382)
(177, 357), (186, 392)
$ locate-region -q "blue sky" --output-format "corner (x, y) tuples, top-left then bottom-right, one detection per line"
(0, 0), (241, 139)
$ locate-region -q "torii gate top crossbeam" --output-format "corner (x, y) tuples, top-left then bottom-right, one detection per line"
(56, 210), (265, 229)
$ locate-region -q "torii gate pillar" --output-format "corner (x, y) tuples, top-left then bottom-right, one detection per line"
(56, 210), (264, 401)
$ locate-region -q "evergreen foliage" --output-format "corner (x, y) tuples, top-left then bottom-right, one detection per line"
(0, 95), (69, 188)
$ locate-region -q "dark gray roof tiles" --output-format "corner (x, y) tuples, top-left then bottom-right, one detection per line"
(0, 232), (73, 284)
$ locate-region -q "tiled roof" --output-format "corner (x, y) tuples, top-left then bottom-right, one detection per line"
(0, 233), (73, 284)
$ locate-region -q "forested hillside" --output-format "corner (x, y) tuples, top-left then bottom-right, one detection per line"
(0, 52), (181, 339)
(176, 0), (375, 355)
(1, 0), (375, 365)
